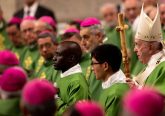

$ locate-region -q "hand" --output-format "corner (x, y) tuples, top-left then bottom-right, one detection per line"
(126, 78), (137, 89)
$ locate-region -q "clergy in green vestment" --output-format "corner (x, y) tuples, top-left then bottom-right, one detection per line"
(61, 28), (91, 80)
(20, 17), (40, 78)
(0, 67), (27, 116)
(32, 19), (59, 78)
(91, 44), (130, 116)
(53, 41), (90, 116)
(80, 17), (104, 100)
(35, 31), (58, 81)
(28, 17), (59, 78)
(6, 17), (27, 63)
(127, 4), (165, 95)
(61, 27), (103, 100)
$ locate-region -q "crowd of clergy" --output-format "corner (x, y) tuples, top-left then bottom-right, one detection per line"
(0, 0), (165, 116)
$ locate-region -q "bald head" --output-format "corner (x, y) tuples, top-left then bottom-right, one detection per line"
(100, 3), (117, 23)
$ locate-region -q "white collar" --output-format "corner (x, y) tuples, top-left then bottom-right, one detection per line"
(61, 64), (82, 78)
(24, 2), (39, 17)
(102, 69), (126, 89)
(147, 50), (165, 66)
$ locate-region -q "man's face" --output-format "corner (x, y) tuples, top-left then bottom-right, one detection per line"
(124, 0), (139, 24)
(101, 6), (117, 24)
(134, 39), (151, 64)
(21, 21), (37, 45)
(53, 44), (68, 70)
(160, 4), (165, 25)
(38, 37), (56, 60)
(91, 57), (105, 80)
(80, 28), (100, 53)
(6, 25), (23, 46)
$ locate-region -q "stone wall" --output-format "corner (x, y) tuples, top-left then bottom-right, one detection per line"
(0, 0), (120, 21)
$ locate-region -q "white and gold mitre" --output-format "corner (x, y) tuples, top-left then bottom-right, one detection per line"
(135, 4), (162, 42)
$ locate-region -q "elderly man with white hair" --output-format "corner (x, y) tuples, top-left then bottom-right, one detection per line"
(127, 3), (165, 95)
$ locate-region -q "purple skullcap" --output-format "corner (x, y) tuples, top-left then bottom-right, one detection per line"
(8, 17), (22, 25)
(80, 17), (101, 27)
(0, 50), (19, 66)
(39, 16), (56, 29)
(123, 88), (165, 116)
(22, 79), (57, 105)
(38, 30), (52, 35)
(64, 28), (80, 34)
(75, 100), (105, 116)
(23, 16), (36, 21)
(0, 66), (27, 92)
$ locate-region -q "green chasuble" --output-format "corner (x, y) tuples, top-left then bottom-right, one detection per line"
(21, 44), (40, 78)
(145, 61), (165, 95)
(0, 19), (12, 50)
(104, 26), (121, 48)
(0, 98), (21, 116)
(35, 58), (58, 82)
(11, 45), (27, 64)
(88, 71), (103, 101)
(56, 73), (90, 116)
(80, 53), (92, 80)
(80, 53), (103, 101)
(99, 83), (129, 116)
